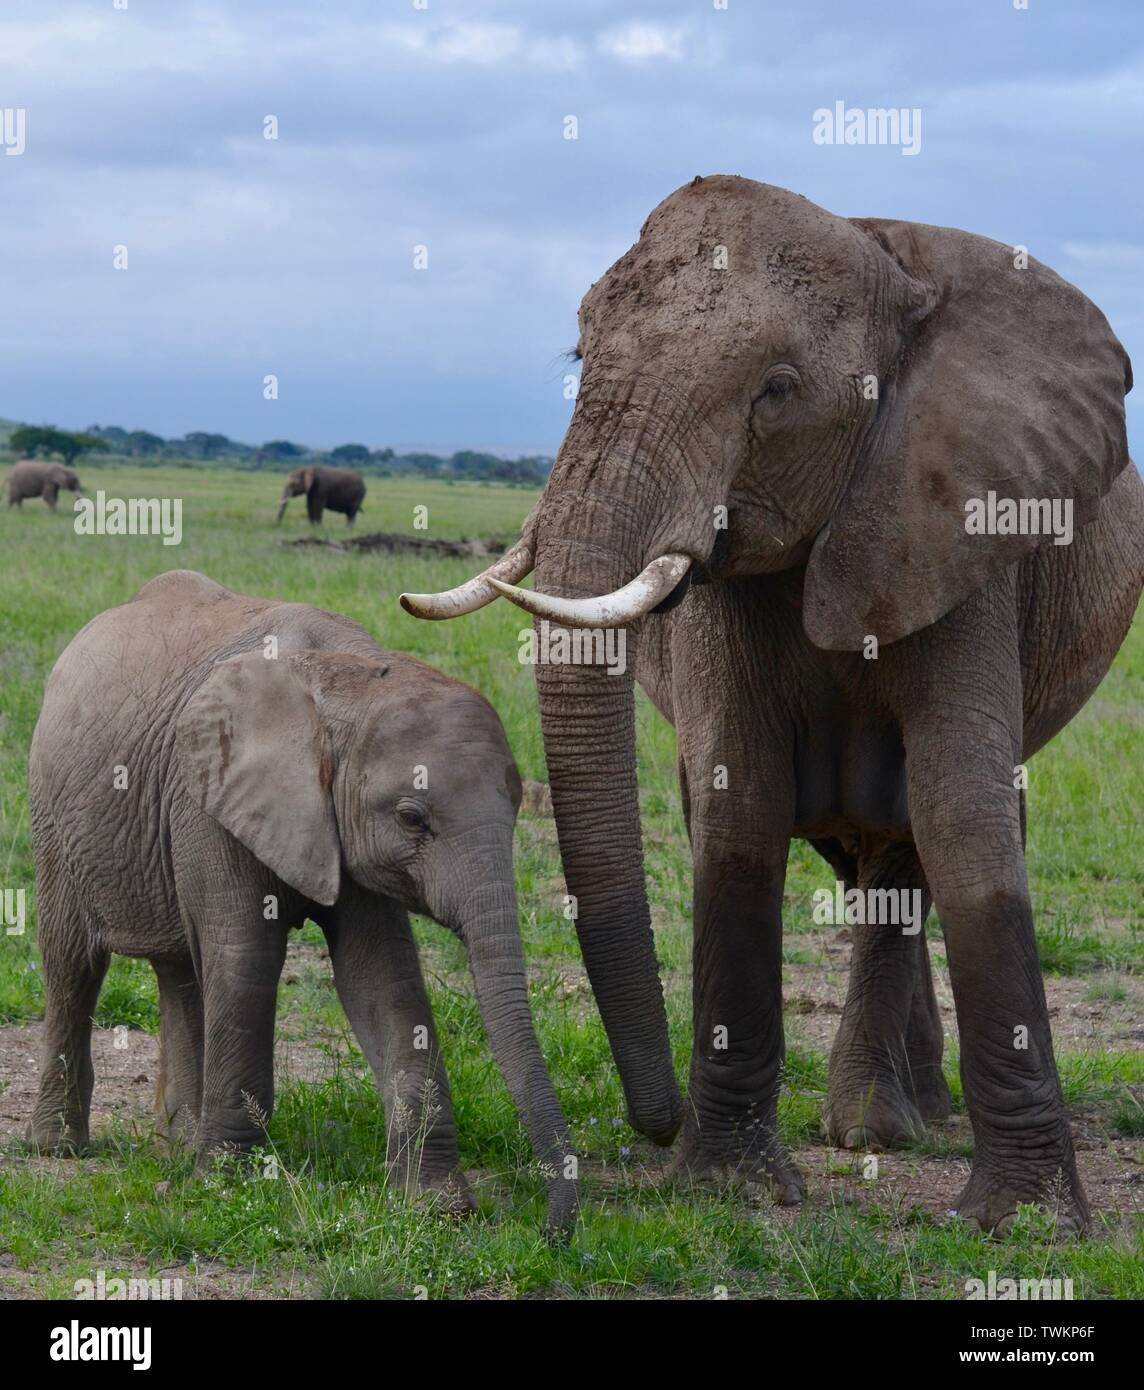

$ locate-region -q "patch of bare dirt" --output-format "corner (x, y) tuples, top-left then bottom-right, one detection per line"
(281, 531), (507, 558)
(778, 927), (1144, 1053)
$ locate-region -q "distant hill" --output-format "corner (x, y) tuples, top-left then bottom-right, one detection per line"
(0, 416), (554, 485)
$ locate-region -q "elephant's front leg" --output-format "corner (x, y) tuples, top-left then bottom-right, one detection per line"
(194, 917), (286, 1165)
(670, 718), (803, 1203)
(899, 620), (1087, 1234)
(318, 882), (474, 1214)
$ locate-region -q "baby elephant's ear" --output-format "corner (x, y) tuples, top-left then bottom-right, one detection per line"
(176, 652), (341, 905)
(804, 218), (1132, 651)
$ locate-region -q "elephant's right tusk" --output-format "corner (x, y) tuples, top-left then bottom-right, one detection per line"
(399, 540), (535, 620)
(488, 553), (692, 628)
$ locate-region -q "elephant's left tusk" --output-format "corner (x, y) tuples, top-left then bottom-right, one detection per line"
(488, 554), (692, 628)
(399, 540), (535, 620)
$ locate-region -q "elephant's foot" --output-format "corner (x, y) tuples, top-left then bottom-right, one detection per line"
(154, 1093), (199, 1148)
(392, 1162), (477, 1217)
(25, 1114), (88, 1156)
(668, 1114), (805, 1206)
(910, 1063), (953, 1122)
(952, 1161), (1089, 1238)
(822, 1073), (929, 1151)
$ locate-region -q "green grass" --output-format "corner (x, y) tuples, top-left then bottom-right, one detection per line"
(0, 464), (1141, 1299)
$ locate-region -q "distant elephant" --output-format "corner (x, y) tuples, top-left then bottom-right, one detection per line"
(28, 569), (577, 1231)
(402, 177), (1144, 1235)
(276, 465), (365, 525)
(7, 459), (82, 510)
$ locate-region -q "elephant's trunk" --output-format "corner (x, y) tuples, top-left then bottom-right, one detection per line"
(525, 383), (712, 1144)
(458, 864), (579, 1233)
(275, 495), (289, 525)
(531, 535), (682, 1144)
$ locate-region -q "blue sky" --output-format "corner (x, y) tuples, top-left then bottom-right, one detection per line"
(2, 0), (1141, 455)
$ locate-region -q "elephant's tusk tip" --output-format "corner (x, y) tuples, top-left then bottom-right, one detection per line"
(486, 577), (520, 599)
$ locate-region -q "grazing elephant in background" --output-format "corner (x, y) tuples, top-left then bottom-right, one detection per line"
(28, 570), (577, 1232)
(276, 465), (365, 526)
(402, 176), (1144, 1234)
(7, 459), (82, 510)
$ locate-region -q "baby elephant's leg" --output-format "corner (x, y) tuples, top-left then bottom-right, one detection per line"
(153, 956), (204, 1146)
(28, 824), (108, 1152)
(319, 883), (474, 1213)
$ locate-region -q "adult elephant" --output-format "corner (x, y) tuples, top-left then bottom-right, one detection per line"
(7, 459), (82, 510)
(275, 464), (365, 525)
(401, 177), (1144, 1235)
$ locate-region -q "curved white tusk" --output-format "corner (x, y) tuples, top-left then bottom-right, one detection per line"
(487, 553), (691, 628)
(399, 540), (534, 620)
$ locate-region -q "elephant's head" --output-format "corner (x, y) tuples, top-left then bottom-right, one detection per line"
(399, 177), (1131, 1141)
(275, 466), (317, 523)
(176, 649), (577, 1229)
(49, 464), (82, 492)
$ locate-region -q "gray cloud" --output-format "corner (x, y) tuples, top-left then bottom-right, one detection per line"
(1, 0), (1139, 452)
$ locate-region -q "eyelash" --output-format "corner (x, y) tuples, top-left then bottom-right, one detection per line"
(758, 370), (800, 406)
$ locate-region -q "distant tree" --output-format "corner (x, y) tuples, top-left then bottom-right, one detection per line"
(260, 440), (306, 461)
(10, 426), (48, 456)
(329, 443), (370, 464)
(184, 431), (231, 459)
(125, 430), (166, 456)
(398, 452), (443, 474)
(371, 447), (395, 462)
(12, 426), (109, 465)
(57, 432), (110, 465)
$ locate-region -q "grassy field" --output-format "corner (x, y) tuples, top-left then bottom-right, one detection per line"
(0, 464), (1141, 1300)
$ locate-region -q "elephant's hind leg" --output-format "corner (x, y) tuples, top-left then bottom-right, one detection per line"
(822, 842), (950, 1150)
(905, 927), (951, 1121)
(28, 826), (108, 1152)
(153, 956), (204, 1146)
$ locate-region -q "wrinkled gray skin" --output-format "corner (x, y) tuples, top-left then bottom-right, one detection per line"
(422, 178), (1144, 1235)
(28, 570), (577, 1231)
(7, 460), (82, 510)
(276, 465), (365, 525)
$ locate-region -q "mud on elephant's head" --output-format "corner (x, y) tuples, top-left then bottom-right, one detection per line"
(399, 177), (1131, 1142)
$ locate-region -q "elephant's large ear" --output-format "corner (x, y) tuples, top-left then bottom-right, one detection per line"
(803, 218), (1132, 650)
(176, 652), (341, 905)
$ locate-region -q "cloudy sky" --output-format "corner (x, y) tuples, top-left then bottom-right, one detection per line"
(2, 0), (1141, 455)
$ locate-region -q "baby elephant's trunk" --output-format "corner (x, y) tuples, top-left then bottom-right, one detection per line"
(458, 873), (579, 1234)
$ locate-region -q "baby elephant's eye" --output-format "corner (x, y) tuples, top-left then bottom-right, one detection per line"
(395, 800), (431, 833)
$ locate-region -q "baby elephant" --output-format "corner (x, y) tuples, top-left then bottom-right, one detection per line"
(7, 459), (82, 510)
(28, 570), (577, 1230)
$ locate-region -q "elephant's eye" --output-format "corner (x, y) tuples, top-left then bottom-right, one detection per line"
(757, 367), (801, 409)
(395, 800), (431, 834)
